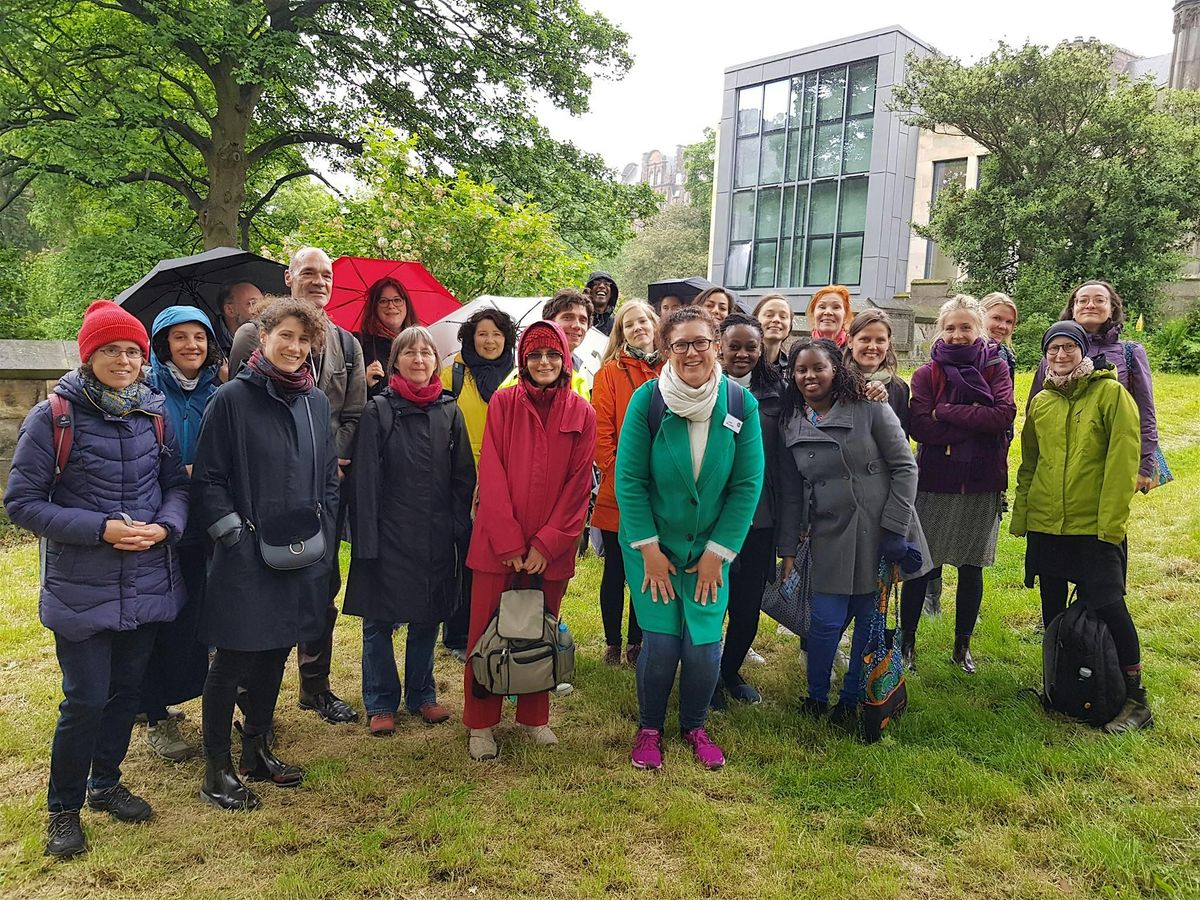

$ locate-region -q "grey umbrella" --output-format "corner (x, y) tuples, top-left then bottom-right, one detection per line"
(114, 246), (287, 332)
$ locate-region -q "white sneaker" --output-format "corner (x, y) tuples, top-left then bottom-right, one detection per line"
(520, 724), (559, 745)
(468, 728), (498, 761)
(745, 647), (766, 665)
(553, 683), (574, 696)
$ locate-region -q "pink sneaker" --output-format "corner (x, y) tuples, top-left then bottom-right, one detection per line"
(630, 728), (663, 770)
(683, 727), (725, 770)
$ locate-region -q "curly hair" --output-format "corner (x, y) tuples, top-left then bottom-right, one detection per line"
(843, 308), (898, 376)
(457, 307), (517, 357)
(719, 312), (783, 391)
(360, 276), (417, 339)
(659, 304), (718, 350)
(1062, 280), (1125, 332)
(253, 294), (327, 352)
(782, 337), (864, 421)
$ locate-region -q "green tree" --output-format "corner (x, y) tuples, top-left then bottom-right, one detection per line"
(682, 127), (716, 213)
(289, 136), (590, 302)
(608, 203), (711, 299)
(0, 0), (632, 250)
(893, 41), (1200, 323)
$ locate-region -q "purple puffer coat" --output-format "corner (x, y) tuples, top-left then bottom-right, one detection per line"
(4, 370), (189, 641)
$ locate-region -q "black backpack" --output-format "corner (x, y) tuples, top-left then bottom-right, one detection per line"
(1042, 596), (1127, 727)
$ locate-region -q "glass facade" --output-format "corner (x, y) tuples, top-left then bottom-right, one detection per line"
(726, 58), (877, 290)
(923, 157), (968, 281)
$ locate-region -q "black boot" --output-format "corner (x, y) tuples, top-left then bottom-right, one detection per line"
(237, 722), (303, 787)
(922, 575), (943, 617)
(200, 752), (261, 811)
(952, 634), (976, 675)
(1105, 671), (1154, 733)
(900, 630), (917, 672)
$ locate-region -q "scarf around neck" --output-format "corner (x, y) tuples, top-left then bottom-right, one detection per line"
(165, 360), (201, 392)
(624, 345), (662, 367)
(1044, 354), (1096, 390)
(930, 338), (995, 406)
(247, 349), (314, 401)
(388, 371), (443, 407)
(81, 372), (152, 418)
(461, 342), (515, 403)
(659, 362), (721, 479)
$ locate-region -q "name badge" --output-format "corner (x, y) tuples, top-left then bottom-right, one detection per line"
(723, 414), (743, 434)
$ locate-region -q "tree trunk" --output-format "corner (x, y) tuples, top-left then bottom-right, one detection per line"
(200, 64), (258, 250)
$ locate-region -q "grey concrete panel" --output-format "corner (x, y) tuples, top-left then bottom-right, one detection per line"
(736, 66), (765, 86)
(0, 341), (80, 379)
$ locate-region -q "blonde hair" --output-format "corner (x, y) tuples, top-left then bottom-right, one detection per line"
(981, 292), (1019, 346)
(936, 294), (984, 335)
(386, 325), (441, 384)
(601, 301), (659, 365)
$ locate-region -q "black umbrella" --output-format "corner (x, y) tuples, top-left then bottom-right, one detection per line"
(646, 276), (714, 310)
(115, 247), (287, 332)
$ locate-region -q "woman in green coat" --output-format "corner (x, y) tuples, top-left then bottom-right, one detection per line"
(616, 306), (764, 772)
(1011, 321), (1149, 732)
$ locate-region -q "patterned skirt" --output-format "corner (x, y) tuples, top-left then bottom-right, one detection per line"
(914, 491), (1003, 568)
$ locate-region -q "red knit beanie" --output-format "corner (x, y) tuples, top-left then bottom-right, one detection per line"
(519, 323), (563, 366)
(77, 300), (150, 364)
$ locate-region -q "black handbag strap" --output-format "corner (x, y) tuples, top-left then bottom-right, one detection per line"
(302, 395), (322, 517)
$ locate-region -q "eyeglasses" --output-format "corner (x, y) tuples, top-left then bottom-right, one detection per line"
(95, 346), (144, 360)
(1074, 296), (1109, 308)
(378, 297), (407, 308)
(668, 338), (714, 355)
(526, 350), (563, 363)
(1046, 344), (1081, 357)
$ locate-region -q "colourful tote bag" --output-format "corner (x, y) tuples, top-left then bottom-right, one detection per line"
(860, 559), (907, 743)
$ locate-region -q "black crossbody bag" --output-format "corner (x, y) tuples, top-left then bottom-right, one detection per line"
(254, 396), (327, 570)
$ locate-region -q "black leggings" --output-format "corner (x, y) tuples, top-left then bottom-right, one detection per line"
(599, 530), (641, 647)
(1039, 577), (1141, 671)
(720, 527), (776, 682)
(202, 646), (291, 757)
(900, 565), (983, 638)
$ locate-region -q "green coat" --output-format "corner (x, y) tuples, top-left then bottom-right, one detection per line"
(615, 376), (764, 644)
(1012, 367), (1140, 545)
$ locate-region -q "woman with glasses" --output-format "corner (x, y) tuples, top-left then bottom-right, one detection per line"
(359, 277), (418, 397)
(5, 301), (189, 859)
(345, 327), (475, 734)
(616, 306), (764, 771)
(462, 321), (596, 761)
(1013, 321), (1150, 732)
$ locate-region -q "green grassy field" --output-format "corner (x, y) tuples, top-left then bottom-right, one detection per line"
(0, 374), (1198, 899)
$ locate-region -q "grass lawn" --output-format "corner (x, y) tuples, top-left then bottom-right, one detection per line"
(0, 373), (1198, 899)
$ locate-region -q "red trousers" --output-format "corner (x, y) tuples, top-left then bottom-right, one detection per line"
(462, 571), (565, 729)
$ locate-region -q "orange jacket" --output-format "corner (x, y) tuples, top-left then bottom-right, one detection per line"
(591, 352), (662, 532)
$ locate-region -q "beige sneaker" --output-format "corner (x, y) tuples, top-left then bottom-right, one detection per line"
(146, 718), (196, 762)
(520, 724), (558, 746)
(468, 728), (498, 761)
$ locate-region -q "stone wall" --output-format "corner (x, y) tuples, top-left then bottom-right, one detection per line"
(0, 341), (80, 493)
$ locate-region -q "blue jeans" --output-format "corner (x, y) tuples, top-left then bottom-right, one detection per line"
(636, 627), (722, 733)
(49, 624), (159, 812)
(807, 591), (875, 705)
(361, 619), (440, 715)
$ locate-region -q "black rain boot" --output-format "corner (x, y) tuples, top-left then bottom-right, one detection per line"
(1105, 671), (1154, 733)
(922, 575), (943, 618)
(952, 634), (976, 675)
(200, 752), (261, 811)
(900, 630), (917, 673)
(237, 722), (303, 787)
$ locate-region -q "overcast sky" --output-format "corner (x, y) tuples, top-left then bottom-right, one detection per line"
(536, 1), (1175, 171)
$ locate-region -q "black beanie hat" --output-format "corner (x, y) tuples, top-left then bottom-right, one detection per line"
(1041, 320), (1089, 356)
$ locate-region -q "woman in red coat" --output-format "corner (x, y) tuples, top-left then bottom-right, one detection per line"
(463, 321), (597, 761)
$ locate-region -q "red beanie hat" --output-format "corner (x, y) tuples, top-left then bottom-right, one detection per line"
(77, 300), (150, 364)
(519, 322), (564, 366)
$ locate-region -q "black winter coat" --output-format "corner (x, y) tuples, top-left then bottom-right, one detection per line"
(751, 378), (783, 531)
(191, 370), (340, 651)
(344, 390), (475, 624)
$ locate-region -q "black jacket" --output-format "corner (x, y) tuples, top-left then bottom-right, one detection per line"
(192, 370), (340, 651)
(885, 377), (911, 439)
(344, 390), (475, 624)
(360, 332), (393, 399)
(752, 378), (783, 531)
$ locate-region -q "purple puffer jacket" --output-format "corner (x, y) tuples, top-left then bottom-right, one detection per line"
(4, 370), (189, 641)
(1029, 325), (1159, 478)
(910, 354), (1016, 494)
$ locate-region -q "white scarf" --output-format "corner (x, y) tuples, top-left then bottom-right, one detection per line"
(166, 361), (201, 392)
(659, 362), (721, 479)
(729, 371), (752, 388)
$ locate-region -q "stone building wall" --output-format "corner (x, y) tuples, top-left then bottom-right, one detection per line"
(0, 341), (80, 493)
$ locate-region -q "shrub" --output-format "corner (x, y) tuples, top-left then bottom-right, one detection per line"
(1149, 305), (1200, 374)
(1011, 313), (1054, 370)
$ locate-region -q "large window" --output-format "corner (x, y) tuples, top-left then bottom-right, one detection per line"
(923, 157), (968, 281)
(726, 58), (876, 290)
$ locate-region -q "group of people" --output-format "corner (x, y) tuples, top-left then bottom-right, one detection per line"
(5, 249), (1161, 859)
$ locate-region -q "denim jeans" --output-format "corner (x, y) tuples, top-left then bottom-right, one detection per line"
(807, 591), (875, 705)
(361, 619), (440, 715)
(48, 624), (159, 812)
(636, 627), (722, 733)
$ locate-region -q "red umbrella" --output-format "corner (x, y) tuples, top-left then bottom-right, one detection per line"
(326, 256), (460, 332)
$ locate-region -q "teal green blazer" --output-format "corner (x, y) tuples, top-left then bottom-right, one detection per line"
(615, 376), (764, 644)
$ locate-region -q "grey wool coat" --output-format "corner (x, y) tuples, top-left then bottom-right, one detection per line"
(775, 398), (931, 595)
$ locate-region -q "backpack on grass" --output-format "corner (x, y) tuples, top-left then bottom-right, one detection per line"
(1042, 594), (1126, 727)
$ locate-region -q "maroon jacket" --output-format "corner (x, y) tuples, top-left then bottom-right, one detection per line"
(910, 355), (1015, 494)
